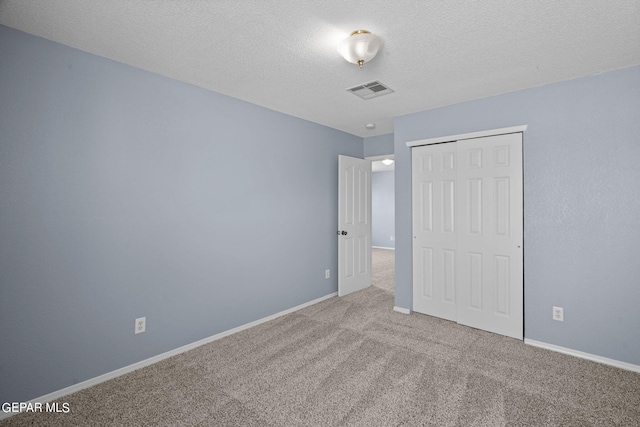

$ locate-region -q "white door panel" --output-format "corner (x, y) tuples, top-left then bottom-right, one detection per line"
(412, 144), (457, 321)
(456, 133), (523, 338)
(338, 155), (371, 297)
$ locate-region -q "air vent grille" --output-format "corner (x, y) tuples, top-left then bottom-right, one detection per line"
(347, 80), (394, 100)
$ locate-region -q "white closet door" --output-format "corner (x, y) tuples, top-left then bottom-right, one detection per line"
(456, 133), (523, 339)
(412, 143), (458, 321)
(412, 133), (523, 339)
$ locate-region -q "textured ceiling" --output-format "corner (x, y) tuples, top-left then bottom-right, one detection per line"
(1, 0), (639, 137)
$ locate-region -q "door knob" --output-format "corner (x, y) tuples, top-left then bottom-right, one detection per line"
(341, 231), (348, 235)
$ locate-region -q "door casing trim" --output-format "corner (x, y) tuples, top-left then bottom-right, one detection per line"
(406, 125), (528, 147)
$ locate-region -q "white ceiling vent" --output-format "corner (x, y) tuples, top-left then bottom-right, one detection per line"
(347, 81), (394, 100)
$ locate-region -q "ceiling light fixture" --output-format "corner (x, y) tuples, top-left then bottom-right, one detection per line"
(382, 159), (394, 166)
(337, 30), (383, 69)
(365, 123), (376, 129)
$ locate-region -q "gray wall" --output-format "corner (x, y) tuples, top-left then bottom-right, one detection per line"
(394, 66), (640, 365)
(0, 25), (363, 403)
(364, 133), (394, 158)
(372, 172), (395, 248)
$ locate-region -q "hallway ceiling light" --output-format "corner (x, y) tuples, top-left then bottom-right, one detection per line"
(381, 159), (394, 166)
(337, 30), (383, 69)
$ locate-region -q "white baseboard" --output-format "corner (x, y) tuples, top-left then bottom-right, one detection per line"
(524, 339), (640, 373)
(372, 246), (395, 250)
(393, 306), (411, 314)
(0, 292), (338, 421)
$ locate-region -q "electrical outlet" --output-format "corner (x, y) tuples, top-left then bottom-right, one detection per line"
(325, 269), (330, 279)
(135, 317), (146, 334)
(552, 306), (564, 322)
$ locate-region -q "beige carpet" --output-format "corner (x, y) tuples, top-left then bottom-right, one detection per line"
(4, 257), (640, 426)
(371, 248), (395, 294)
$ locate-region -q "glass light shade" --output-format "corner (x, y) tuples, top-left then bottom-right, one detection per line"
(381, 159), (394, 166)
(337, 31), (383, 68)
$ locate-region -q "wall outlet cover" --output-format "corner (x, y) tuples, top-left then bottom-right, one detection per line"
(552, 306), (564, 322)
(135, 317), (146, 334)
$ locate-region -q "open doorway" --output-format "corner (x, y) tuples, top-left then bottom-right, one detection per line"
(370, 156), (395, 294)
(372, 248), (394, 293)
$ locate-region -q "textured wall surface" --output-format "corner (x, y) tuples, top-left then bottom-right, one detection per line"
(0, 25), (362, 403)
(372, 171), (395, 248)
(394, 65), (640, 366)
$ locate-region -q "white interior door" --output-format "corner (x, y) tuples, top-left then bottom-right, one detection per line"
(455, 133), (523, 338)
(412, 143), (458, 321)
(412, 133), (523, 339)
(338, 155), (371, 297)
